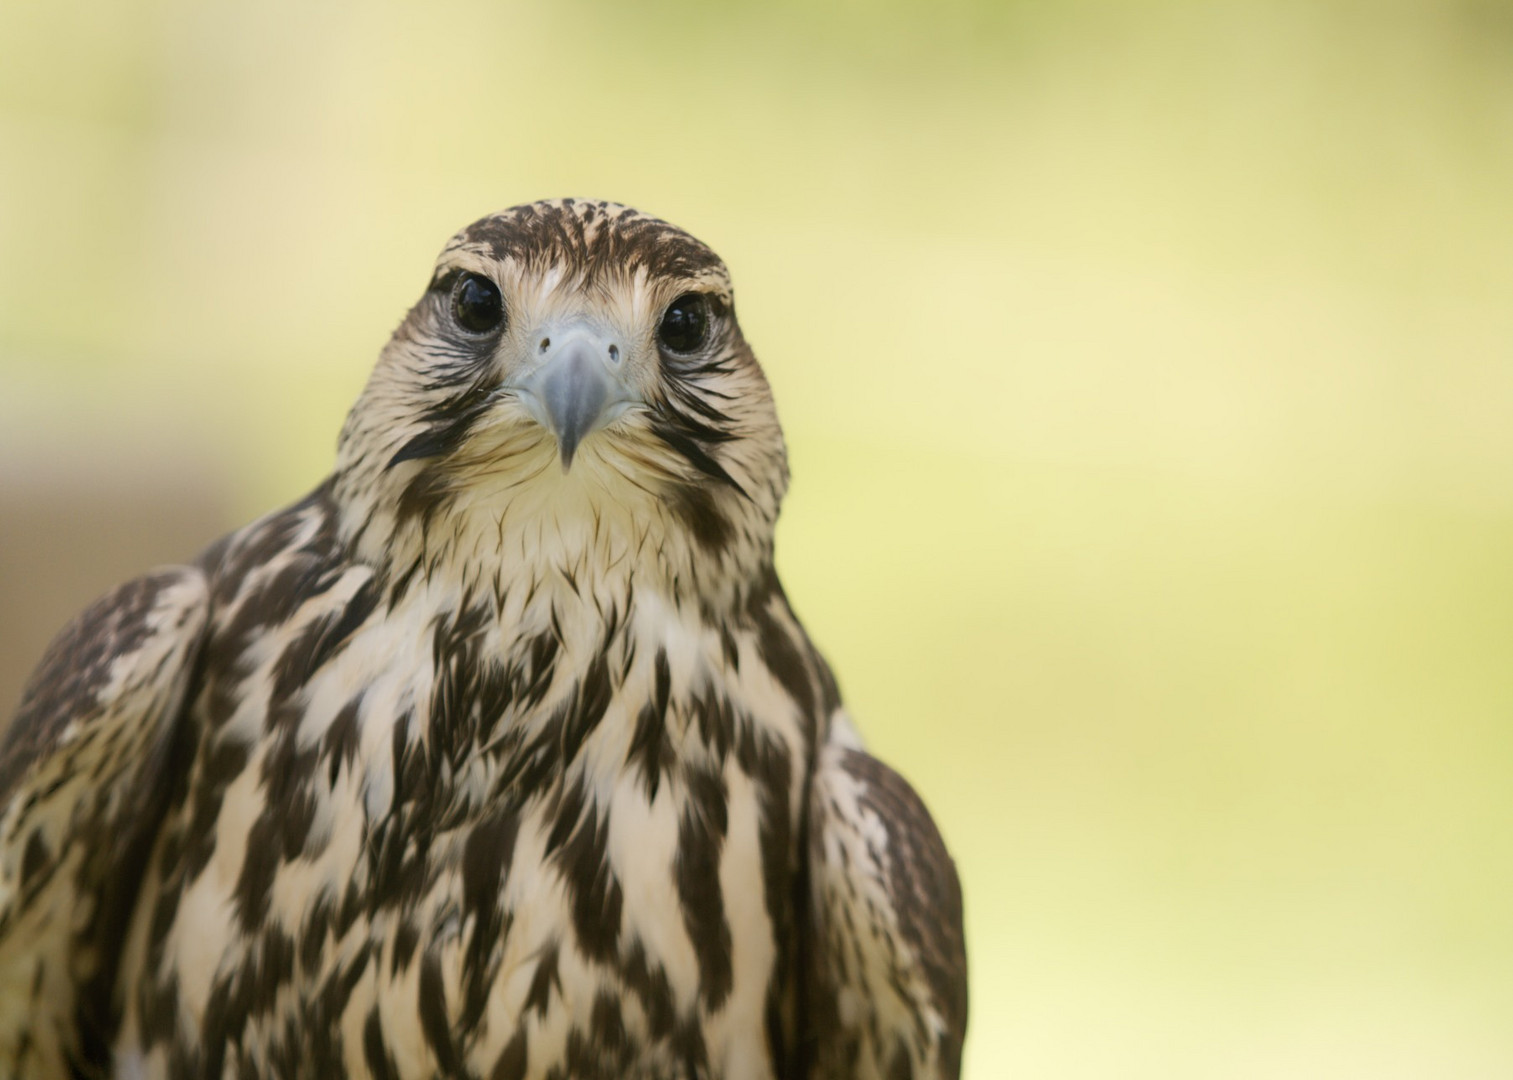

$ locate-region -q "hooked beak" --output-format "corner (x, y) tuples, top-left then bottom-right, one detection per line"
(514, 326), (638, 469)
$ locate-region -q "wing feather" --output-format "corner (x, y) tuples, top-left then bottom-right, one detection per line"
(807, 716), (968, 1080)
(0, 566), (209, 1078)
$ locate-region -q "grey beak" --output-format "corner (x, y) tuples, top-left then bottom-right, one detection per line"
(519, 329), (635, 469)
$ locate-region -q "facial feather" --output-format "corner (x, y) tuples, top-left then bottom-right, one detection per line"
(334, 199), (787, 615)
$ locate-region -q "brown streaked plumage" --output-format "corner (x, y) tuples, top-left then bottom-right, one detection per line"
(0, 198), (967, 1079)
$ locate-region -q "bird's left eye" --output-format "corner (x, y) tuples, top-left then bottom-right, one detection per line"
(451, 273), (505, 334)
(657, 294), (711, 354)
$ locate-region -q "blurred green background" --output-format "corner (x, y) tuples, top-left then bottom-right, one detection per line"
(3, 0), (1513, 1075)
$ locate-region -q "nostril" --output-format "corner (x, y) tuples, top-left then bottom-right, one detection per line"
(607, 344), (620, 363)
(539, 337), (551, 353)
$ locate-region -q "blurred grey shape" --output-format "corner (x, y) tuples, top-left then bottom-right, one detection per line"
(0, 410), (233, 725)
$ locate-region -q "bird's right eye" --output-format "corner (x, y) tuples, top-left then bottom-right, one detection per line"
(451, 273), (505, 334)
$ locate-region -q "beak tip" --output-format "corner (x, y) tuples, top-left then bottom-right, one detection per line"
(524, 331), (632, 473)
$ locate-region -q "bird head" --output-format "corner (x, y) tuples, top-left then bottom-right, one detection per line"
(335, 199), (789, 601)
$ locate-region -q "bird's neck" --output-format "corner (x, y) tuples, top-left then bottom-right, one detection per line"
(335, 464), (773, 625)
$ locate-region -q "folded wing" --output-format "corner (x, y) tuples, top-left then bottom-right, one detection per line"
(806, 716), (968, 1080)
(0, 567), (209, 1078)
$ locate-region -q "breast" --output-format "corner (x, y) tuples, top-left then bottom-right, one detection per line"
(117, 574), (815, 1079)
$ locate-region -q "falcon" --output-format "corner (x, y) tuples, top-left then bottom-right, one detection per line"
(0, 199), (967, 1079)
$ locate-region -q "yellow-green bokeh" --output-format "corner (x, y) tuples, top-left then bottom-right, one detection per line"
(3, 1), (1512, 1075)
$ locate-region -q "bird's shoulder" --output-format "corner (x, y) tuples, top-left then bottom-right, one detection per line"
(0, 564), (210, 808)
(0, 562), (210, 1075)
(806, 716), (968, 1080)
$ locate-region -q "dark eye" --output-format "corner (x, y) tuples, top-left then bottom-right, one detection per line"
(451, 273), (505, 334)
(657, 293), (710, 353)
